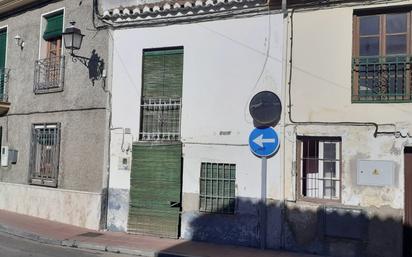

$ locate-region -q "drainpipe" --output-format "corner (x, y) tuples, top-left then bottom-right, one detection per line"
(280, 0), (287, 250)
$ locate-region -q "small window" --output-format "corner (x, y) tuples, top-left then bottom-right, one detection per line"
(34, 11), (65, 94)
(29, 123), (61, 187)
(297, 137), (341, 201)
(199, 162), (236, 214)
(352, 9), (412, 102)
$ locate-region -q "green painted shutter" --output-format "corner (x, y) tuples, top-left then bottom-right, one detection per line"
(128, 143), (182, 238)
(0, 30), (6, 69)
(142, 49), (183, 98)
(43, 13), (63, 40)
(0, 30), (6, 99)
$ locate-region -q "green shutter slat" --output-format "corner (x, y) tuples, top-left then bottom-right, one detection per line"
(144, 48), (184, 56)
(163, 53), (183, 97)
(142, 48), (183, 98)
(0, 30), (7, 99)
(0, 30), (7, 69)
(142, 54), (165, 97)
(43, 13), (63, 40)
(128, 143), (182, 238)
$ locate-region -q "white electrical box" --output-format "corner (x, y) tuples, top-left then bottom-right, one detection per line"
(357, 160), (395, 187)
(1, 146), (8, 167)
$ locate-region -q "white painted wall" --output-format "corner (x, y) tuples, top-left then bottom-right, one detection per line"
(109, 14), (285, 231)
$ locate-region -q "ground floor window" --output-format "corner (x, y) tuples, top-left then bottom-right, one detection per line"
(199, 162), (236, 214)
(29, 123), (60, 187)
(297, 136), (341, 201)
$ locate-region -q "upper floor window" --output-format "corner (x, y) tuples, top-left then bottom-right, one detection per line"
(139, 47), (183, 141)
(34, 11), (65, 94)
(352, 10), (412, 102)
(0, 29), (8, 103)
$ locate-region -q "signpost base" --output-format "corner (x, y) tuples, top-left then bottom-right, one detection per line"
(260, 157), (267, 249)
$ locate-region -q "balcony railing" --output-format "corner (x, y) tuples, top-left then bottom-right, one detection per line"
(0, 67), (9, 102)
(34, 56), (65, 94)
(139, 97), (181, 141)
(352, 56), (412, 102)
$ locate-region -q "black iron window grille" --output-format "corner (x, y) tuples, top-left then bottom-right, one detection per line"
(29, 123), (61, 187)
(34, 56), (65, 93)
(0, 67), (9, 102)
(199, 162), (236, 214)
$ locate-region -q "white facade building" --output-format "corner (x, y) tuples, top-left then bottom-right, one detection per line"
(103, 0), (285, 248)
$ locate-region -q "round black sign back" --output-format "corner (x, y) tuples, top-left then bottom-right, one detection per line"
(249, 91), (282, 126)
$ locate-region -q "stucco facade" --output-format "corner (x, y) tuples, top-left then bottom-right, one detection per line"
(282, 1), (412, 256)
(102, 0), (412, 256)
(105, 7), (285, 247)
(0, 0), (110, 229)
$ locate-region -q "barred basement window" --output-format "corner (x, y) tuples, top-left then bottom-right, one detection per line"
(199, 162), (236, 214)
(29, 123), (61, 187)
(297, 137), (341, 201)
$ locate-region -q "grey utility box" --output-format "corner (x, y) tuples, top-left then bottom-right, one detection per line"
(357, 160), (394, 187)
(9, 149), (18, 165)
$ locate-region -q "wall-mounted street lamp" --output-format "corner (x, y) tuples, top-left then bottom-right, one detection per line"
(62, 21), (104, 82)
(14, 35), (24, 49)
(62, 21), (84, 55)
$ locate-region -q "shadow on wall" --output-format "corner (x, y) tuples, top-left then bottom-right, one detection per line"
(155, 197), (405, 257)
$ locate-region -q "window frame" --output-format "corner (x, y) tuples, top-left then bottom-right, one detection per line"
(38, 8), (65, 60)
(199, 162), (236, 214)
(352, 8), (412, 103)
(139, 47), (183, 142)
(296, 136), (342, 204)
(35, 8), (65, 94)
(29, 123), (61, 188)
(0, 26), (8, 102)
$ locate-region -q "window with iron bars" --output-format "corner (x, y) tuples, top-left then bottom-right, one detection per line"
(352, 10), (412, 102)
(199, 162), (236, 214)
(139, 97), (181, 141)
(297, 137), (341, 201)
(139, 48), (183, 141)
(29, 123), (61, 187)
(34, 11), (65, 94)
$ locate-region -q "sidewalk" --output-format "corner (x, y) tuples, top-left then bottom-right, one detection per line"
(0, 210), (322, 257)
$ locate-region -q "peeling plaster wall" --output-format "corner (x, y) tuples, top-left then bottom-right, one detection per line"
(284, 125), (405, 209)
(281, 2), (412, 256)
(107, 130), (132, 232)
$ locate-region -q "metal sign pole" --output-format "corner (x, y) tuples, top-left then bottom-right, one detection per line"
(260, 156), (267, 249)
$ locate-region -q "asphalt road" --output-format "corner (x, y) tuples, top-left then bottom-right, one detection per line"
(0, 232), (136, 257)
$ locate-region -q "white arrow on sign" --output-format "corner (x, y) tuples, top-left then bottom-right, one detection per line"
(253, 134), (276, 147)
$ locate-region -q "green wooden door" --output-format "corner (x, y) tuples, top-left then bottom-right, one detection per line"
(0, 30), (6, 99)
(128, 143), (182, 238)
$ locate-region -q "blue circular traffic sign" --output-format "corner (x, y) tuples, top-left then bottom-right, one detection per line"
(249, 127), (280, 157)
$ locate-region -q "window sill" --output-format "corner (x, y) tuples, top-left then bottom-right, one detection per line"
(30, 178), (57, 188)
(34, 87), (64, 95)
(352, 99), (412, 104)
(296, 197), (341, 205)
